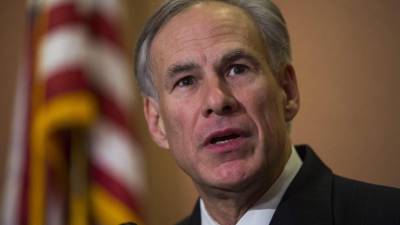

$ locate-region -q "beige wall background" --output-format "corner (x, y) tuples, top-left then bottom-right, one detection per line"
(1, 1), (399, 225)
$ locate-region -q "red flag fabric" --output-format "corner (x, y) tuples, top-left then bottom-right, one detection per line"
(2, 0), (144, 225)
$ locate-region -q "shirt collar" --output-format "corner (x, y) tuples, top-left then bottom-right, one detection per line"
(200, 146), (303, 225)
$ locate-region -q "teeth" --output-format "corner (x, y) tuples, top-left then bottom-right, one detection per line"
(215, 139), (230, 144)
(211, 133), (240, 145)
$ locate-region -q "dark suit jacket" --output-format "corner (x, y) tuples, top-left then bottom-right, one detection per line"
(176, 145), (400, 225)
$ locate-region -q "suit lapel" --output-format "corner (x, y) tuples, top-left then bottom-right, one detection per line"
(183, 200), (201, 225)
(270, 145), (334, 225)
(183, 146), (334, 225)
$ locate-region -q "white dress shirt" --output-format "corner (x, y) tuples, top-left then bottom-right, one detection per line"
(200, 146), (303, 225)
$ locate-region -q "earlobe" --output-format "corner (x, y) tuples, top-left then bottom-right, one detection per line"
(143, 97), (170, 149)
(279, 65), (300, 121)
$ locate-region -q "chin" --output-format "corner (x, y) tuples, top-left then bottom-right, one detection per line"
(206, 177), (255, 193)
(207, 161), (259, 190)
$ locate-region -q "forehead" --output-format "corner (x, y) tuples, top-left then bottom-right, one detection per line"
(150, 1), (266, 68)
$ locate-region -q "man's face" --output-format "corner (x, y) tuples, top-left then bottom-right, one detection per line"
(144, 2), (299, 191)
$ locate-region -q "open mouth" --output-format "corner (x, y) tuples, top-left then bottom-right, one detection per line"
(209, 132), (241, 145)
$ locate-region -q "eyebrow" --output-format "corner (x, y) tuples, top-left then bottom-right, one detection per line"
(164, 48), (260, 86)
(215, 48), (261, 71)
(164, 62), (200, 90)
(166, 62), (200, 78)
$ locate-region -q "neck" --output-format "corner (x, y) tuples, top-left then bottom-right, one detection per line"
(197, 142), (292, 225)
(199, 186), (266, 225)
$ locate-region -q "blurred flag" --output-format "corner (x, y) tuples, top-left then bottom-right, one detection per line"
(1, 0), (144, 225)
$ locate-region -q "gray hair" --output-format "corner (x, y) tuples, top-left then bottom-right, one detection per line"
(134, 0), (292, 98)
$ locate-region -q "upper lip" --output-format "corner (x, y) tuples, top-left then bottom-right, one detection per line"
(202, 128), (247, 147)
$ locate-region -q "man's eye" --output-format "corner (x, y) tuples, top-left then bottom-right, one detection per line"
(175, 76), (195, 88)
(227, 64), (249, 76)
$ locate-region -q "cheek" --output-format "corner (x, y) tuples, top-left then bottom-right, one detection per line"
(162, 101), (197, 150)
(246, 83), (285, 144)
(161, 103), (202, 174)
(247, 82), (280, 118)
(158, 83), (205, 154)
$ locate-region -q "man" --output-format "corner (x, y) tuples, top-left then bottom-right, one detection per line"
(133, 0), (400, 225)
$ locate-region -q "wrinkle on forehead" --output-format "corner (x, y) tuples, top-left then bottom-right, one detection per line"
(150, 1), (266, 86)
(173, 3), (255, 46)
(153, 2), (259, 48)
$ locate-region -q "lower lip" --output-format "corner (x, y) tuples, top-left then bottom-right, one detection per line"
(204, 137), (247, 153)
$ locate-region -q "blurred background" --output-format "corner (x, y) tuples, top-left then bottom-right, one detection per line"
(1, 0), (399, 225)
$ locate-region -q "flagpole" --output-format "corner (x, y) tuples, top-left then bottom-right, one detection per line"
(69, 128), (89, 225)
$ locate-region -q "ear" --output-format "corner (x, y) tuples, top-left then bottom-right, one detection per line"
(279, 65), (300, 121)
(143, 96), (170, 149)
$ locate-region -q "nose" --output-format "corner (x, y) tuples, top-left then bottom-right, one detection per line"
(201, 78), (239, 117)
